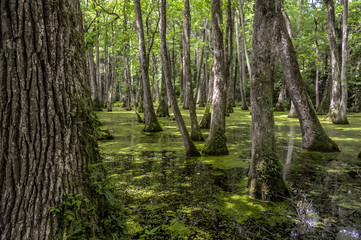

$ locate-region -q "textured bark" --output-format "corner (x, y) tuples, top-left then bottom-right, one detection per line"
(134, 0), (162, 132)
(0, 0), (100, 238)
(324, 0), (342, 123)
(160, 0), (200, 156)
(335, 0), (349, 124)
(203, 0), (229, 155)
(248, 0), (288, 201)
(184, 0), (204, 141)
(156, 67), (170, 117)
(275, 2), (339, 152)
(236, 10), (248, 110)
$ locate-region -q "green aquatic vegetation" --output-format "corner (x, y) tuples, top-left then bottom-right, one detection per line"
(97, 106), (361, 239)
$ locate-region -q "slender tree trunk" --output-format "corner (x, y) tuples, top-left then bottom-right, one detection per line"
(226, 1), (235, 114)
(95, 23), (103, 109)
(199, 67), (214, 129)
(335, 0), (349, 124)
(0, 0), (102, 238)
(134, 0), (162, 132)
(313, 16), (320, 110)
(152, 54), (157, 102)
(240, 0), (252, 84)
(156, 66), (170, 117)
(160, 0), (200, 156)
(275, 2), (339, 152)
(184, 0), (204, 141)
(88, 47), (97, 103)
(325, 0), (343, 123)
(236, 10), (248, 110)
(203, 0), (229, 155)
(179, 38), (184, 103)
(248, 0), (288, 201)
(196, 22), (207, 104)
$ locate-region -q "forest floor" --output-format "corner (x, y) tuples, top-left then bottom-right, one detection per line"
(96, 103), (361, 239)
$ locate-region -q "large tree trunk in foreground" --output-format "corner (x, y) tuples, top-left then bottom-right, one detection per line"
(0, 0), (101, 238)
(160, 0), (200, 157)
(275, 3), (339, 152)
(203, 0), (229, 155)
(184, 0), (204, 141)
(134, 0), (162, 132)
(248, 0), (288, 201)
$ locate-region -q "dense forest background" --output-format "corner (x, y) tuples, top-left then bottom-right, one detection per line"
(1, 0), (361, 239)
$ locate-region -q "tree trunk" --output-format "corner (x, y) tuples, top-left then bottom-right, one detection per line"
(248, 0), (288, 201)
(134, 0), (162, 132)
(240, 0), (252, 84)
(152, 54), (158, 102)
(275, 82), (287, 111)
(156, 66), (170, 117)
(160, 0), (200, 156)
(324, 0), (343, 123)
(288, 101), (298, 118)
(184, 0), (204, 141)
(335, 0), (349, 124)
(88, 47), (97, 104)
(226, 0), (235, 114)
(313, 16), (320, 110)
(95, 23), (103, 109)
(179, 38), (184, 103)
(236, 10), (248, 110)
(275, 2), (339, 152)
(317, 70), (332, 114)
(203, 0), (229, 155)
(199, 67), (214, 129)
(0, 0), (102, 238)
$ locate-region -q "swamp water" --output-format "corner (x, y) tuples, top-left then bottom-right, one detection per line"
(97, 104), (361, 239)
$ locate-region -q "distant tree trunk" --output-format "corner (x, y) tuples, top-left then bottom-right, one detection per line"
(236, 10), (248, 110)
(152, 54), (158, 102)
(134, 0), (162, 132)
(156, 67), (170, 117)
(240, 0), (252, 84)
(184, 0), (204, 141)
(179, 38), (184, 103)
(0, 0), (102, 238)
(275, 83), (286, 111)
(196, 21), (207, 104)
(317, 70), (332, 114)
(335, 0), (349, 124)
(248, 0), (288, 201)
(275, 1), (339, 152)
(203, 0), (229, 155)
(88, 47), (97, 103)
(288, 101), (298, 118)
(95, 23), (103, 108)
(199, 67), (214, 129)
(313, 16), (320, 110)
(160, 0), (200, 156)
(324, 0), (344, 123)
(226, 0), (235, 114)
(182, 35), (189, 110)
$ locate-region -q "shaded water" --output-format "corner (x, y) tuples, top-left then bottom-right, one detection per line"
(97, 104), (361, 239)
